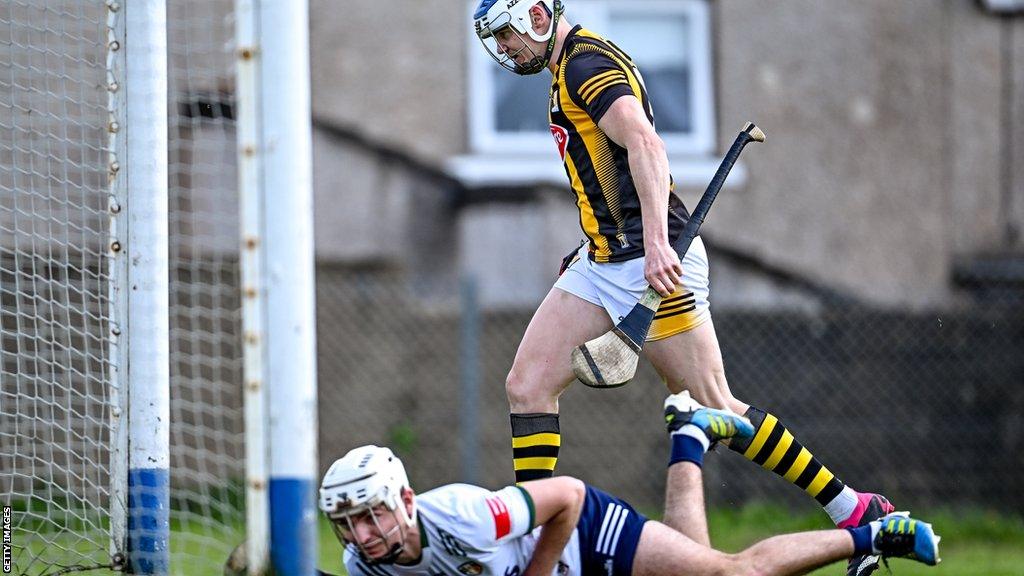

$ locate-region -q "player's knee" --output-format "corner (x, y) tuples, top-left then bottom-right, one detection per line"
(694, 386), (736, 411)
(689, 552), (751, 576)
(504, 370), (526, 399)
(726, 550), (771, 576)
(505, 370), (552, 409)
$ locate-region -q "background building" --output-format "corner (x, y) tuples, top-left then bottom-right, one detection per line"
(305, 0), (1024, 513)
(4, 0), (1021, 514)
(310, 0), (1024, 309)
(3, 1), (1021, 573)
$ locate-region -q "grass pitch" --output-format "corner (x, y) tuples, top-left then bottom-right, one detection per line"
(13, 503), (1020, 574)
(705, 504), (1024, 576)
(316, 504), (1024, 576)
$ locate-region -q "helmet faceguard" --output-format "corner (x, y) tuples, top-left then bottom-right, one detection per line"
(318, 446), (416, 565)
(328, 497), (410, 564)
(474, 0), (564, 75)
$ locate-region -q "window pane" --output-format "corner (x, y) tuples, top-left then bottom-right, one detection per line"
(493, 69), (550, 132)
(610, 13), (692, 133)
(639, 68), (691, 133)
(477, 1), (710, 150)
(611, 14), (691, 67)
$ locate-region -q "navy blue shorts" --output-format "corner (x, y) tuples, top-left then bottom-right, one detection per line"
(576, 485), (649, 576)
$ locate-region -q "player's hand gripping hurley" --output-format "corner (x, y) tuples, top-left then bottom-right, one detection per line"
(572, 122), (766, 388)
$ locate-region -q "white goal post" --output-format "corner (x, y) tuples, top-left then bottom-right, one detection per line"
(2, 1), (170, 573)
(236, 0), (319, 574)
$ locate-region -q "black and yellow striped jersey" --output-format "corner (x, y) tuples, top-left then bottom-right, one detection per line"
(549, 25), (689, 263)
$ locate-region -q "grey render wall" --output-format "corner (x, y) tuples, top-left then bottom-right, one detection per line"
(310, 0), (467, 163)
(308, 0), (1024, 309)
(714, 0), (1024, 308)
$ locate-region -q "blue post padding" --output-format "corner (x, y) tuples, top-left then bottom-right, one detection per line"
(128, 468), (169, 575)
(270, 477), (317, 576)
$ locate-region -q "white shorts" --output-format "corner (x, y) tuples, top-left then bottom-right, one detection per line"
(553, 237), (711, 341)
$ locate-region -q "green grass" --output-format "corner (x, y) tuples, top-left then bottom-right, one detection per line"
(316, 504), (1024, 576)
(12, 504), (1022, 575)
(704, 504), (1024, 576)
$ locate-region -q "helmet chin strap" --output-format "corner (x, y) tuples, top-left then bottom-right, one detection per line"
(514, 0), (564, 75)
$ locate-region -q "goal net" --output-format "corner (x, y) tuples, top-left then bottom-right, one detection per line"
(166, 0), (246, 573)
(2, 1), (245, 574)
(1, 2), (117, 573)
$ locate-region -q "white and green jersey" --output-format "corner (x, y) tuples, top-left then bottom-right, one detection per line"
(343, 483), (581, 576)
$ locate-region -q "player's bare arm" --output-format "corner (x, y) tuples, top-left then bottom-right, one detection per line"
(519, 476), (586, 576)
(597, 96), (682, 297)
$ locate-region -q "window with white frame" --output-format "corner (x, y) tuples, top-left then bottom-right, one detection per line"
(466, 0), (715, 159)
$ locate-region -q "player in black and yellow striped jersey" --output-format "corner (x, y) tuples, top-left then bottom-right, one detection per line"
(549, 26), (690, 265)
(474, 6), (893, 572)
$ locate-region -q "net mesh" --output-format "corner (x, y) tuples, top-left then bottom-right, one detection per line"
(0, 2), (116, 574)
(166, 0), (245, 573)
(2, 2), (245, 574)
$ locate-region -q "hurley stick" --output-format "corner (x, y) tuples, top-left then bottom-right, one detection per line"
(572, 122), (766, 388)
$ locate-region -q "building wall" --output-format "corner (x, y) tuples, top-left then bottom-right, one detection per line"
(308, 0), (1024, 309)
(309, 0), (467, 163)
(714, 0), (1023, 307)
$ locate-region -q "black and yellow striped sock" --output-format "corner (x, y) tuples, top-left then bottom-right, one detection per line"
(510, 413), (560, 484)
(729, 406), (847, 508)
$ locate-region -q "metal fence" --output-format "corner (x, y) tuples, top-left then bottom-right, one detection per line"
(315, 267), (1024, 517)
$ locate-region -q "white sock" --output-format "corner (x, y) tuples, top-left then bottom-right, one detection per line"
(869, 519), (884, 554)
(824, 486), (859, 524)
(674, 424), (710, 452)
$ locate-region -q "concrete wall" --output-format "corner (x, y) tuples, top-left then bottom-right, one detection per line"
(308, 0), (1024, 309)
(309, 0), (467, 163)
(715, 0), (1023, 307)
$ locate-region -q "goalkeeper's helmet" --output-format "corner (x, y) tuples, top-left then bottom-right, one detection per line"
(318, 445), (416, 565)
(473, 0), (564, 75)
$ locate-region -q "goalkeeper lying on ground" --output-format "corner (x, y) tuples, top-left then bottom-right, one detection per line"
(314, 394), (940, 576)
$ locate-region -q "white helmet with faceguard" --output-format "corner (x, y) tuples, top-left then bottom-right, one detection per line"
(318, 445), (416, 565)
(474, 0), (564, 75)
